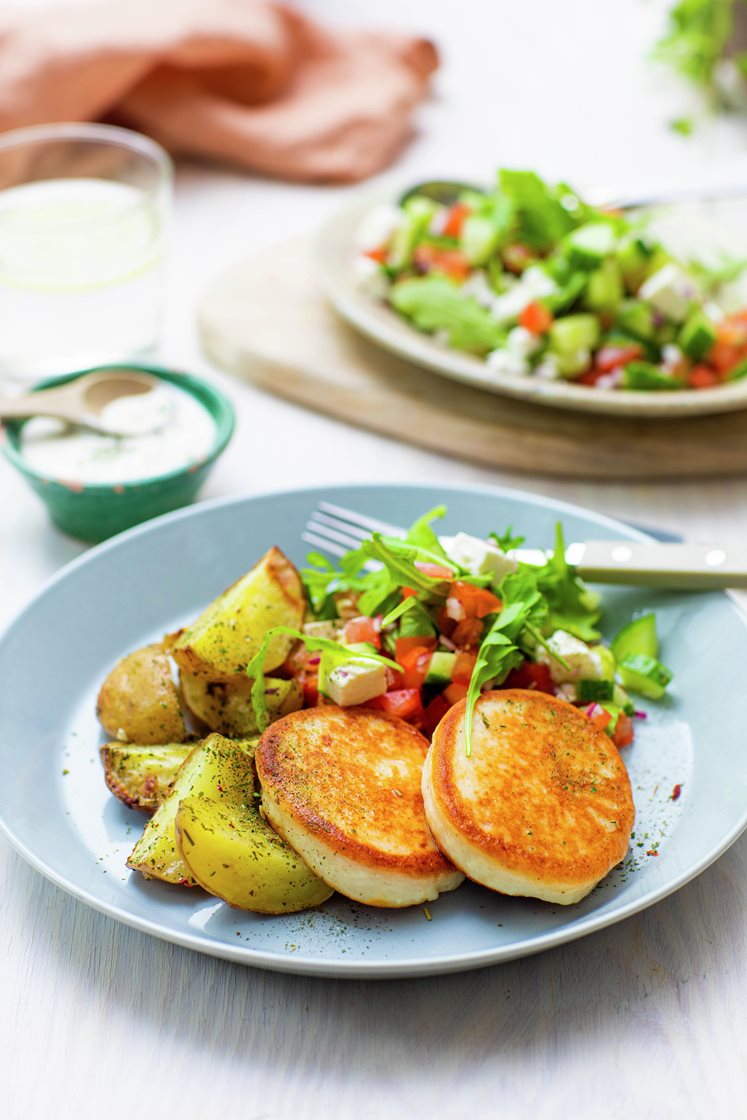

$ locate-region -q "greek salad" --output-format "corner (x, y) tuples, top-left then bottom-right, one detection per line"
(353, 168), (747, 391)
(248, 507), (673, 753)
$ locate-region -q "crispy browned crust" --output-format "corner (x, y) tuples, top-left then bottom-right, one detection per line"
(255, 706), (455, 877)
(430, 690), (635, 888)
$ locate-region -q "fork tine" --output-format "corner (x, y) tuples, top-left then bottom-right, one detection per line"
(307, 511), (371, 542)
(316, 501), (404, 538)
(301, 531), (348, 558)
(304, 521), (365, 551)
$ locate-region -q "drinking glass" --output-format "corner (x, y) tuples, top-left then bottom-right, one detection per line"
(0, 123), (172, 384)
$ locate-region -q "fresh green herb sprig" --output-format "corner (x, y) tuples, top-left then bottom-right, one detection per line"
(246, 628), (399, 733)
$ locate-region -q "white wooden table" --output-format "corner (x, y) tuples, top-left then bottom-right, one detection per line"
(2, 3), (747, 1117)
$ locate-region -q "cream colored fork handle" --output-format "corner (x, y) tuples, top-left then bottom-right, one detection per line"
(571, 540), (747, 589)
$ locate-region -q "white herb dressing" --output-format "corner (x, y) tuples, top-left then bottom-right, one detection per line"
(20, 381), (216, 484)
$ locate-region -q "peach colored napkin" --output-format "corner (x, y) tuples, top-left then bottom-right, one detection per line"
(0, 0), (438, 182)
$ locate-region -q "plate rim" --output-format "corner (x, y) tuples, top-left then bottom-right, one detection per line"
(317, 187), (747, 420)
(3, 480), (747, 978)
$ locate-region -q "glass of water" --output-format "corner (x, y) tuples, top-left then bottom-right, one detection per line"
(0, 123), (172, 384)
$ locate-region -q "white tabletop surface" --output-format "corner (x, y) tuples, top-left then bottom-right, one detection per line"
(3, 2), (747, 1117)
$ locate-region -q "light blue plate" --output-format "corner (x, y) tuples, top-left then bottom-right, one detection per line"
(1, 482), (746, 978)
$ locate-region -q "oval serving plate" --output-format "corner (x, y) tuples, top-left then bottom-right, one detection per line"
(317, 188), (747, 419)
(1, 482), (747, 978)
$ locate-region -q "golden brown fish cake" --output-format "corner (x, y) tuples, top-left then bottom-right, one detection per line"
(255, 706), (464, 907)
(422, 689), (635, 905)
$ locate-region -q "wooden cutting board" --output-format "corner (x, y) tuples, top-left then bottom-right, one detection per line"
(198, 237), (747, 479)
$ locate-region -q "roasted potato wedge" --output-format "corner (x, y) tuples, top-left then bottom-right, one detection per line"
(171, 547), (305, 681)
(127, 734), (255, 886)
(180, 672), (302, 737)
(97, 643), (187, 744)
(100, 742), (194, 813)
(176, 790), (333, 914)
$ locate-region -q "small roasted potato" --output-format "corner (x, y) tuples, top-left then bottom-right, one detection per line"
(127, 734), (255, 886)
(180, 672), (302, 737)
(100, 742), (195, 813)
(170, 547), (305, 681)
(176, 786), (333, 915)
(97, 643), (187, 744)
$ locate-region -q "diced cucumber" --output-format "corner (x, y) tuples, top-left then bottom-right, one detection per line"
(616, 236), (654, 289)
(344, 641), (379, 656)
(678, 309), (717, 361)
(425, 651), (457, 688)
(616, 300), (657, 342)
(623, 361), (683, 391)
(549, 313), (600, 354)
(612, 683), (636, 716)
(618, 654), (673, 700)
(577, 678), (615, 702)
(388, 197), (438, 269)
(611, 613), (658, 660)
(596, 645), (616, 680)
(565, 222), (616, 269)
(555, 348), (592, 377)
(585, 258), (624, 311)
(461, 214), (501, 266)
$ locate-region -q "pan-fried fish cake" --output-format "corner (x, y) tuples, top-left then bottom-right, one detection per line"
(255, 706), (464, 908)
(422, 690), (635, 905)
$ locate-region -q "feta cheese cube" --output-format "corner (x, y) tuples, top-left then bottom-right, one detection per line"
(352, 255), (389, 300)
(486, 347), (531, 377)
(506, 326), (541, 359)
(491, 267), (556, 325)
(536, 630), (604, 684)
(462, 270), (495, 308)
(441, 532), (518, 580)
(325, 659), (387, 706)
(639, 264), (699, 323)
(353, 203), (403, 251)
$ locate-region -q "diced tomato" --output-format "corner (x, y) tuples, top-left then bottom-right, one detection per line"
(443, 681), (468, 706)
(343, 615), (381, 649)
(577, 366), (607, 387)
(302, 671), (319, 708)
(708, 341), (741, 375)
(367, 688), (424, 722)
(594, 344), (643, 373)
(504, 661), (555, 694)
(451, 617), (485, 649)
(364, 247), (388, 264)
(413, 244), (438, 272)
(442, 202), (471, 239)
(422, 693), (450, 736)
(503, 243), (533, 274)
(584, 704), (612, 733)
(395, 635), (437, 661)
(612, 712), (635, 748)
(519, 301), (553, 335)
(283, 641), (311, 677)
(397, 645), (434, 690)
(688, 364), (720, 389)
(401, 586), (417, 600)
(452, 650), (477, 685)
(414, 562), (455, 579)
(450, 581), (502, 619)
(437, 248), (471, 281)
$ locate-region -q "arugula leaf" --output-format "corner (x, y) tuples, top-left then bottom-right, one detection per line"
(404, 505), (450, 560)
(359, 534), (452, 598)
(535, 523), (601, 641)
(389, 275), (506, 354)
(246, 627), (399, 733)
(497, 169), (576, 251)
(488, 526), (525, 552)
(463, 604), (528, 756)
(655, 0), (736, 96)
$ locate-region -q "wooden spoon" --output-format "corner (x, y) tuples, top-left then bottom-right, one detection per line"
(0, 370), (158, 435)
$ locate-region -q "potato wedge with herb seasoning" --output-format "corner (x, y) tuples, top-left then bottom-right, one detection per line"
(180, 672), (301, 737)
(97, 642), (187, 744)
(170, 547), (305, 682)
(175, 761), (333, 915)
(101, 741), (195, 813)
(127, 734), (256, 886)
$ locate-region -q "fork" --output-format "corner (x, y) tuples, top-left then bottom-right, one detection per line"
(303, 501), (747, 590)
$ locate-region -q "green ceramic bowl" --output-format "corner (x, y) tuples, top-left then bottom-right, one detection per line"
(3, 364), (235, 542)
